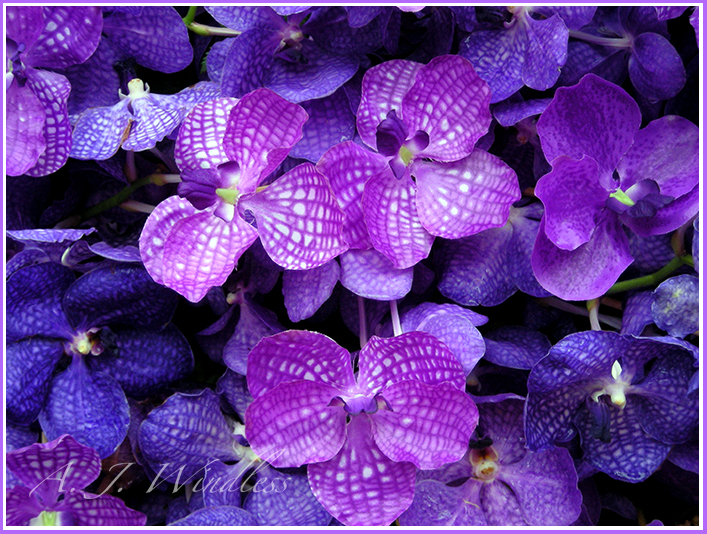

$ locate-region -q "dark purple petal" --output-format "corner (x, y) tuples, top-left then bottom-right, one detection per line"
(86, 242), (141, 263)
(403, 55), (492, 160)
(39, 359), (130, 459)
(617, 115), (698, 198)
(345, 6), (383, 27)
(6, 339), (64, 425)
(459, 28), (524, 104)
(87, 325), (193, 398)
(247, 329), (356, 398)
(435, 226), (517, 307)
(483, 326), (551, 371)
(362, 167), (434, 269)
(370, 381), (477, 468)
(651, 275), (699, 338)
(219, 28), (280, 98)
(308, 414), (416, 526)
(7, 434), (100, 504)
(23, 7), (102, 69)
(205, 6), (277, 31)
(493, 97), (551, 127)
(216, 370), (253, 421)
(621, 186), (699, 237)
(537, 74), (641, 178)
(480, 479), (527, 525)
(633, 392), (698, 446)
(267, 41), (359, 104)
(400, 479), (487, 526)
(531, 213), (633, 301)
(101, 7), (192, 73)
(498, 448), (582, 525)
(223, 88), (308, 193)
(222, 300), (283, 375)
(7, 262), (74, 342)
(358, 332), (466, 393)
(628, 32), (685, 101)
(521, 15), (569, 91)
(574, 401), (670, 482)
(138, 390), (240, 482)
(283, 260), (340, 322)
(175, 97), (239, 172)
(692, 217), (699, 273)
(6, 79), (46, 176)
(69, 103), (131, 161)
(620, 290), (654, 335)
(243, 163), (347, 270)
(62, 264), (177, 331)
(690, 8), (699, 47)
(244, 468), (331, 526)
(290, 88), (355, 163)
(60, 491), (146, 526)
(64, 39), (122, 116)
(170, 506), (258, 526)
(474, 395), (527, 464)
(534, 156), (608, 250)
(414, 150), (520, 239)
(339, 249), (412, 301)
(245, 379), (348, 467)
(403, 302), (488, 329)
(357, 59), (424, 150)
(316, 141), (388, 249)
(533, 6), (597, 30)
(375, 109), (408, 157)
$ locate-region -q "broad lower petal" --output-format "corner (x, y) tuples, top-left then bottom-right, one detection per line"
(628, 32), (686, 101)
(399, 479), (487, 526)
(283, 260), (340, 322)
(308, 415), (416, 526)
(339, 248), (412, 301)
(69, 103), (131, 161)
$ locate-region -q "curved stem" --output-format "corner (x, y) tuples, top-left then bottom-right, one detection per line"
(182, 6), (198, 26)
(569, 30), (633, 49)
(587, 299), (601, 331)
(390, 300), (402, 337)
(537, 297), (622, 330)
(186, 22), (241, 37)
(606, 255), (691, 295)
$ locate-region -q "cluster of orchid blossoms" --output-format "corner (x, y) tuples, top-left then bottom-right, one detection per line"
(5, 5), (700, 527)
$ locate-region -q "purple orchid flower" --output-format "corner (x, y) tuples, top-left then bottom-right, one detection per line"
(6, 262), (192, 458)
(70, 78), (220, 161)
(531, 74), (699, 300)
(400, 394), (582, 525)
(140, 88), (347, 302)
(6, 435), (146, 526)
(204, 6), (384, 103)
(343, 55), (521, 268)
(244, 330), (478, 525)
(525, 331), (699, 483)
(6, 6), (102, 176)
(460, 6), (596, 102)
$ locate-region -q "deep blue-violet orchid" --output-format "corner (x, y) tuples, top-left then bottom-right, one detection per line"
(244, 330), (478, 525)
(525, 331), (699, 483)
(353, 54), (520, 268)
(459, 6), (596, 102)
(6, 262), (193, 457)
(70, 79), (220, 160)
(139, 87), (347, 302)
(532, 73), (699, 300)
(6, 6), (102, 176)
(6, 435), (146, 526)
(138, 389), (331, 526)
(400, 394), (582, 525)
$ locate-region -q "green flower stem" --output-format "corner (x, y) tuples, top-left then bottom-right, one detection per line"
(79, 174), (177, 222)
(606, 255), (692, 295)
(537, 297), (622, 330)
(186, 22), (241, 36)
(182, 6), (198, 26)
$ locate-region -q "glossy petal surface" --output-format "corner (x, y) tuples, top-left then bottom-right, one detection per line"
(308, 415), (416, 526)
(243, 163), (347, 270)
